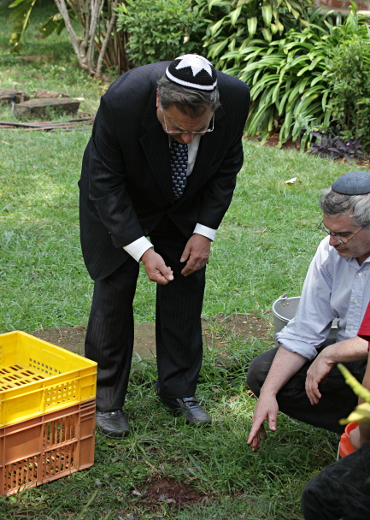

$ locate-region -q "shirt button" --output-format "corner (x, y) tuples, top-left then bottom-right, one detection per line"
(349, 326), (354, 330)
(354, 299), (358, 304)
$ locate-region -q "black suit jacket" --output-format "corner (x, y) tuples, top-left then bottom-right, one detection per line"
(79, 61), (250, 280)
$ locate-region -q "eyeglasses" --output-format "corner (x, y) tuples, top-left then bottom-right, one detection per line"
(318, 220), (370, 244)
(161, 108), (214, 135)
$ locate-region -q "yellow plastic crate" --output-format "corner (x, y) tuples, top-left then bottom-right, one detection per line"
(0, 331), (97, 427)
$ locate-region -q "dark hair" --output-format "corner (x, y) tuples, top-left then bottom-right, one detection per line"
(157, 75), (220, 117)
(320, 188), (370, 225)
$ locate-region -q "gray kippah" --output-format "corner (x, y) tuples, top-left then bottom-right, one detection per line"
(331, 171), (370, 195)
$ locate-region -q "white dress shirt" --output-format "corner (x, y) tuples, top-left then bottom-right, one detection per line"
(276, 236), (370, 360)
(123, 136), (216, 261)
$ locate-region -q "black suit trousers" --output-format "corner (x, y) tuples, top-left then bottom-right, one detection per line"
(85, 216), (205, 411)
(247, 343), (367, 434)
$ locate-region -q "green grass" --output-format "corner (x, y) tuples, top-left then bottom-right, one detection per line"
(0, 352), (339, 520)
(0, 126), (347, 520)
(0, 0), (110, 118)
(0, 130), (351, 330)
(0, 3), (357, 518)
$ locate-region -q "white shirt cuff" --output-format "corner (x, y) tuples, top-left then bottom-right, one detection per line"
(123, 237), (153, 262)
(194, 223), (216, 241)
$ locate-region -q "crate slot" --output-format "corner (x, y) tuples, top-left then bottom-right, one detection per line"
(0, 364), (46, 389)
(5, 456), (39, 493)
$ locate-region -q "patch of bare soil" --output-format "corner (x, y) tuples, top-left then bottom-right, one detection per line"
(28, 326), (86, 355)
(211, 313), (273, 341)
(138, 477), (207, 509)
(245, 133), (300, 151)
(263, 134), (300, 151)
(26, 314), (273, 358)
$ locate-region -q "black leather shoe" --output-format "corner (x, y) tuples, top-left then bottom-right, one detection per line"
(159, 395), (212, 426)
(96, 410), (130, 438)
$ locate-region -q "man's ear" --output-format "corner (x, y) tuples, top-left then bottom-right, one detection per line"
(156, 89), (160, 109)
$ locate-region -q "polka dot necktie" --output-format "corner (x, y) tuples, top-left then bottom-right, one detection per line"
(169, 140), (188, 199)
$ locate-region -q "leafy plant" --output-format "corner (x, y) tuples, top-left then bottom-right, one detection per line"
(309, 131), (364, 161)
(8, 0), (130, 78)
(202, 0), (314, 70)
(8, 0), (38, 51)
(325, 29), (370, 146)
(338, 364), (370, 425)
(116, 0), (209, 66)
(204, 3), (370, 150)
(219, 9), (338, 148)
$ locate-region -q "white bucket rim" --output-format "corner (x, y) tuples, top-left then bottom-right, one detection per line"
(272, 295), (301, 322)
(272, 294), (339, 329)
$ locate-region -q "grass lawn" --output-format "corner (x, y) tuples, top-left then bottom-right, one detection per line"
(0, 2), (361, 518)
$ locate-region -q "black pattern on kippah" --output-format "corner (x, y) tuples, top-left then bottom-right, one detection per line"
(166, 54), (217, 91)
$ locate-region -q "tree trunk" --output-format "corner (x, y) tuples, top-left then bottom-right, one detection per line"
(95, 1), (118, 79)
(53, 0), (130, 78)
(53, 0), (88, 71)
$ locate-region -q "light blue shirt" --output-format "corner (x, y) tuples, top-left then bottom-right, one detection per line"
(276, 236), (370, 360)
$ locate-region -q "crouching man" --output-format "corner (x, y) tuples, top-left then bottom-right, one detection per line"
(247, 171), (370, 451)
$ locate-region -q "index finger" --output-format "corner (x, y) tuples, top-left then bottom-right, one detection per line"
(307, 389), (320, 405)
(181, 261), (197, 276)
(247, 422), (263, 445)
(251, 434), (261, 452)
(153, 267), (174, 285)
(305, 381), (321, 405)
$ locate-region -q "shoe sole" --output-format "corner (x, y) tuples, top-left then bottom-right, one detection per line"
(186, 418), (212, 426)
(96, 425), (130, 439)
(171, 408), (212, 426)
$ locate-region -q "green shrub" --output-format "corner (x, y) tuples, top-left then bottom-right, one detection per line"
(309, 131), (364, 161)
(202, 0), (313, 70)
(326, 32), (370, 146)
(220, 9), (337, 149)
(206, 3), (370, 150)
(116, 0), (209, 66)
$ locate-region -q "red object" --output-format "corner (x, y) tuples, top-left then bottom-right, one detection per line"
(339, 421), (358, 458)
(338, 301), (370, 458)
(358, 300), (370, 346)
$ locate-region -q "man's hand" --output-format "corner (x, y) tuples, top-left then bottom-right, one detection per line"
(141, 248), (174, 285)
(246, 346), (307, 451)
(247, 393), (278, 451)
(305, 336), (368, 405)
(180, 234), (211, 276)
(349, 425), (361, 450)
(305, 352), (334, 405)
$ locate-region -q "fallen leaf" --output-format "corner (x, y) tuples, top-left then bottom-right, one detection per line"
(228, 396), (240, 402)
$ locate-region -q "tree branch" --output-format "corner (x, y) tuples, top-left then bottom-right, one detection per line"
(53, 0), (87, 70)
(87, 0), (105, 74)
(95, 1), (118, 78)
